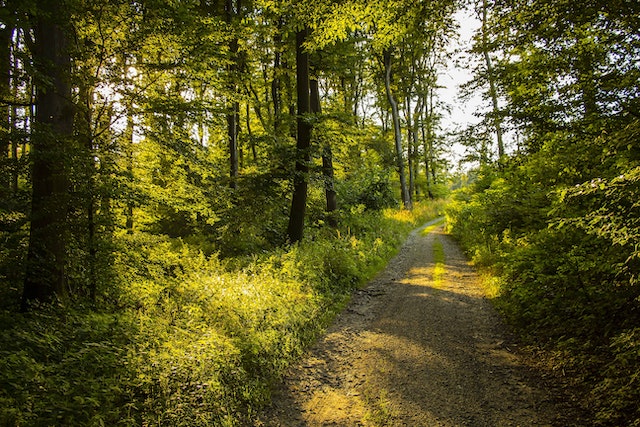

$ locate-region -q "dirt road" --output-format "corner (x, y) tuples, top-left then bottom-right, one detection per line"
(256, 220), (582, 426)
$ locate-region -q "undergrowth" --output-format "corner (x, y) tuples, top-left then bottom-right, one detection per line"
(0, 200), (445, 426)
(446, 178), (640, 426)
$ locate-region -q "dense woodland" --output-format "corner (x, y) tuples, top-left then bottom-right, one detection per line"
(0, 0), (638, 425)
(447, 0), (640, 425)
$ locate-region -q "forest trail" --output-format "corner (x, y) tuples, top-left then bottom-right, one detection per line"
(255, 219), (581, 426)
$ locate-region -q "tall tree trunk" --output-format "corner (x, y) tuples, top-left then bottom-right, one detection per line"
(577, 49), (598, 121)
(11, 32), (20, 196)
(0, 25), (10, 196)
(78, 80), (100, 302)
(413, 97), (423, 200)
(383, 49), (411, 210)
(125, 103), (135, 234)
(422, 89), (434, 199)
(246, 101), (257, 162)
(226, 0), (240, 189)
(22, 11), (74, 309)
(310, 78), (337, 226)
(405, 97), (415, 201)
(272, 20), (283, 135)
(480, 0), (504, 158)
(287, 28), (312, 243)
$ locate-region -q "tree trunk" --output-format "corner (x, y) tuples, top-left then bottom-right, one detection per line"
(422, 89), (434, 199)
(11, 46), (21, 196)
(480, 0), (504, 159)
(412, 97), (423, 200)
(0, 25), (10, 196)
(76, 78), (98, 302)
(226, 0), (240, 189)
(272, 20), (283, 135)
(22, 12), (74, 310)
(227, 99), (239, 188)
(383, 49), (411, 210)
(310, 78), (337, 226)
(405, 97), (415, 201)
(246, 102), (257, 162)
(287, 28), (312, 243)
(125, 103), (135, 234)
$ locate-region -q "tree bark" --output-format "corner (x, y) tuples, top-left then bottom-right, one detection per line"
(480, 0), (504, 158)
(246, 101), (257, 162)
(383, 49), (411, 210)
(287, 28), (312, 243)
(405, 97), (415, 200)
(411, 97), (423, 200)
(272, 19), (283, 135)
(422, 88), (434, 199)
(226, 0), (240, 189)
(11, 37), (22, 196)
(310, 78), (337, 226)
(22, 10), (74, 309)
(0, 25), (10, 196)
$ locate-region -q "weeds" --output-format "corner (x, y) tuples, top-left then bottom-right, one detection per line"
(0, 200), (446, 426)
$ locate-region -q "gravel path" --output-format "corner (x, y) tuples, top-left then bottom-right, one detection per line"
(255, 220), (582, 426)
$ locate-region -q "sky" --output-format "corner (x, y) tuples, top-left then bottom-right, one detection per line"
(436, 7), (484, 168)
(439, 7), (483, 129)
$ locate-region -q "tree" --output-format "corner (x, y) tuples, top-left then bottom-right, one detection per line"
(225, 0), (242, 189)
(287, 27), (312, 243)
(22, 1), (74, 309)
(478, 0), (504, 158)
(310, 77), (337, 224)
(382, 48), (411, 209)
(0, 22), (10, 195)
(450, 2), (640, 424)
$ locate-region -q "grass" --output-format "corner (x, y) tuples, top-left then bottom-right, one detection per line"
(419, 217), (445, 237)
(363, 387), (396, 426)
(432, 238), (445, 288)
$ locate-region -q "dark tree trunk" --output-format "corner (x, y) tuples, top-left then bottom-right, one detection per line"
(227, 99), (239, 188)
(226, 0), (241, 189)
(22, 11), (74, 310)
(246, 102), (257, 162)
(272, 19), (283, 135)
(11, 33), (20, 196)
(287, 28), (312, 244)
(422, 90), (434, 199)
(405, 97), (415, 201)
(310, 78), (337, 226)
(0, 25), (10, 196)
(412, 97), (423, 200)
(125, 106), (135, 234)
(383, 49), (411, 210)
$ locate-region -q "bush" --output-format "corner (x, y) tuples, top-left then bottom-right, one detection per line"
(446, 140), (640, 426)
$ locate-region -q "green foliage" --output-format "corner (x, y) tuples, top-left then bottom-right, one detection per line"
(337, 169), (398, 211)
(447, 119), (640, 425)
(0, 200), (445, 426)
(0, 307), (135, 426)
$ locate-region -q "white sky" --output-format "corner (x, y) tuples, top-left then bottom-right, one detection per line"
(436, 7), (484, 168)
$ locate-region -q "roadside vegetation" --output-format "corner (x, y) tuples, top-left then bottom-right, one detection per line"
(447, 1), (639, 425)
(0, 200), (446, 426)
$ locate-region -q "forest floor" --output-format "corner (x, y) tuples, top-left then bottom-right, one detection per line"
(254, 219), (586, 427)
